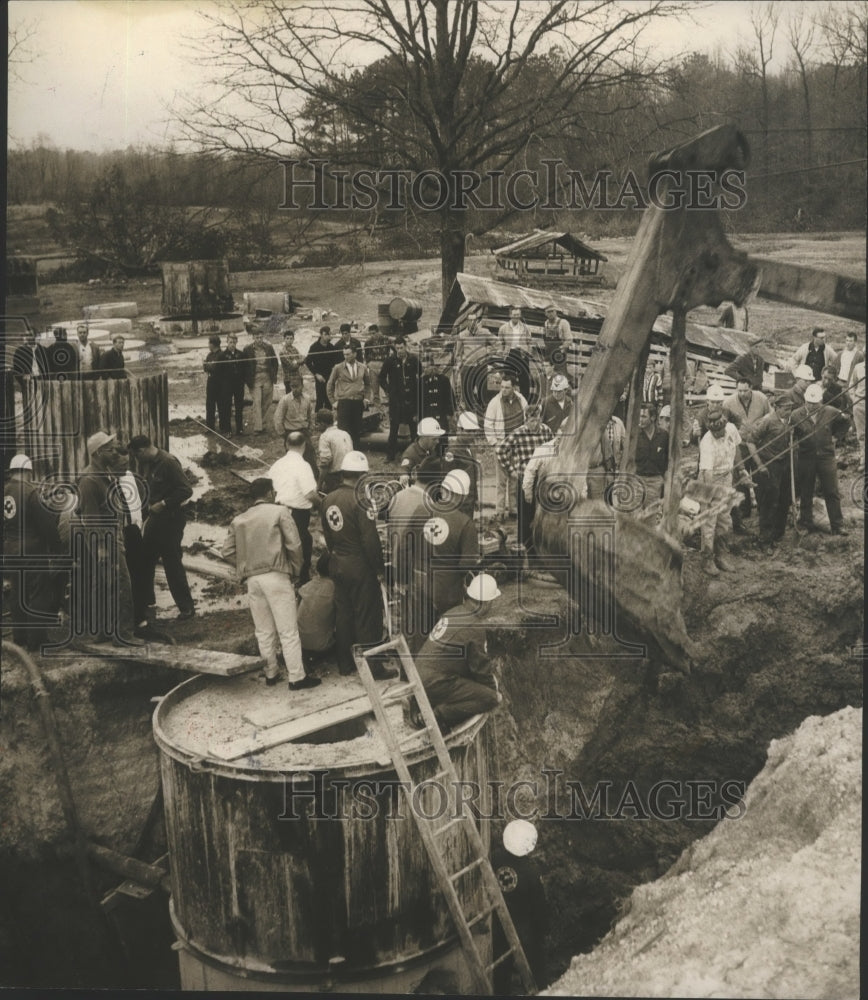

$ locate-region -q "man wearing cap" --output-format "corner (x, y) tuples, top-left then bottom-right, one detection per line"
(305, 326), (340, 411)
(413, 573), (503, 730)
(484, 375), (528, 519)
(789, 327), (837, 382)
(268, 432), (319, 586)
(66, 432), (141, 644)
(242, 325), (279, 434)
(404, 469), (480, 644)
(491, 820), (547, 992)
(379, 338), (421, 461)
(635, 402), (669, 508)
(327, 344), (372, 449)
(790, 383), (851, 535)
(401, 417), (445, 481)
(3, 454), (62, 650)
(497, 406), (553, 545)
(542, 304), (571, 372)
(498, 306), (534, 400)
(541, 374), (573, 435)
(320, 452), (396, 678)
(222, 477), (317, 690)
(419, 355), (455, 435)
(316, 408), (353, 494)
(128, 435), (196, 621)
(698, 412), (742, 574)
(742, 396), (796, 547)
(779, 364), (816, 416)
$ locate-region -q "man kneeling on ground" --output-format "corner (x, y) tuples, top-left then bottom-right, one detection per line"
(411, 573), (503, 731)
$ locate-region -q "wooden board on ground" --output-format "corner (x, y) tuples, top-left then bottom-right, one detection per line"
(229, 467), (263, 485)
(212, 695), (375, 761)
(244, 689), (366, 729)
(77, 641), (263, 676)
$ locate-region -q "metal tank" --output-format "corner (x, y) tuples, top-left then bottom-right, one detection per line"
(153, 673), (494, 992)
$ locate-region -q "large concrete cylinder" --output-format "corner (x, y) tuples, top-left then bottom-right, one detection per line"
(153, 674), (494, 992)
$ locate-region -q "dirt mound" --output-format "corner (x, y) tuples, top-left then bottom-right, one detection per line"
(545, 707), (861, 999)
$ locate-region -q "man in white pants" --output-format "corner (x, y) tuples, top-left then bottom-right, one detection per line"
(222, 477), (321, 690)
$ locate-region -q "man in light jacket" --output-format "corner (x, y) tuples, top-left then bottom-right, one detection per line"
(222, 477), (320, 690)
(484, 375), (527, 519)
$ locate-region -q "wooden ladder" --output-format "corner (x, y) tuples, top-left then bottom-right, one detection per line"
(353, 634), (537, 996)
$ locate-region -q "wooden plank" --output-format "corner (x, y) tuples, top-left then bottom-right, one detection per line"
(211, 696), (375, 761)
(77, 641), (263, 676)
(753, 256), (866, 322)
(244, 690), (368, 729)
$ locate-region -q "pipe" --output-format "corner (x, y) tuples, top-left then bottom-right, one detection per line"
(86, 842), (169, 891)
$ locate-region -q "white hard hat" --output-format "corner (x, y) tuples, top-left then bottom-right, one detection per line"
(340, 450), (369, 472)
(658, 405), (671, 419)
(441, 469), (471, 496)
(804, 383), (824, 403)
(550, 374), (570, 391)
(417, 417), (445, 437)
(503, 819), (538, 857)
(9, 454), (32, 471)
(706, 384), (726, 402)
(457, 411), (480, 431)
(86, 431), (116, 454)
(466, 573), (501, 602)
(794, 365), (815, 382)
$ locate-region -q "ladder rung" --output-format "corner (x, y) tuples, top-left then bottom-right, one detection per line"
(450, 856), (485, 882)
(466, 904), (496, 929)
(487, 947), (516, 972)
(397, 730), (427, 750)
(430, 769), (451, 784)
(380, 683), (418, 706)
(433, 816), (464, 837)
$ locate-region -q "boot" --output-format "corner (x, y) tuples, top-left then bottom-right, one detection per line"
(714, 536), (738, 573)
(701, 548), (719, 576)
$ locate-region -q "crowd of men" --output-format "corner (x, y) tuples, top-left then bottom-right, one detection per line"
(11, 325), (134, 382)
(4, 308), (863, 726)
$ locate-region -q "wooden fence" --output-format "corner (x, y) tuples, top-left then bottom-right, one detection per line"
(18, 371), (169, 475)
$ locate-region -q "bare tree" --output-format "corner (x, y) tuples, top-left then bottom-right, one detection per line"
(7, 18), (39, 83)
(744, 2), (780, 187)
(180, 0), (688, 302)
(787, 8), (817, 167)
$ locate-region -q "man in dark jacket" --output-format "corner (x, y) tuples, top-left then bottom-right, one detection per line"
(790, 383), (851, 535)
(724, 340), (766, 390)
(203, 335), (231, 433)
(222, 332), (247, 434)
(46, 328), (80, 381)
(98, 335), (128, 379)
(379, 338), (421, 461)
(129, 435), (196, 619)
(305, 326), (341, 411)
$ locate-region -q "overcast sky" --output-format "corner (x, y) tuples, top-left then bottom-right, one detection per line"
(8, 0), (812, 153)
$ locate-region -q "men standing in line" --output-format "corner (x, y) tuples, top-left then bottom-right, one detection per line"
(75, 325), (101, 380)
(790, 383), (851, 535)
(498, 306), (534, 401)
(315, 409), (353, 494)
(484, 375), (528, 520)
(222, 477), (318, 690)
(320, 451), (396, 679)
(305, 326), (341, 411)
(222, 332), (247, 435)
(541, 374), (573, 435)
(789, 327), (837, 382)
(413, 573), (503, 731)
(496, 405), (553, 554)
(99, 335), (128, 379)
(128, 435), (196, 621)
(698, 412), (742, 576)
(635, 402), (669, 508)
(3, 454), (62, 650)
(203, 335), (231, 434)
(379, 337), (421, 461)
(268, 431), (319, 586)
(327, 344), (372, 449)
(242, 325), (279, 434)
(278, 329), (304, 393)
(273, 373), (317, 474)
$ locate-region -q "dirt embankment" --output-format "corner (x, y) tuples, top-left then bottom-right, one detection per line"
(545, 707), (861, 999)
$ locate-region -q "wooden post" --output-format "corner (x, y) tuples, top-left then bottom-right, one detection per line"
(623, 339), (651, 474)
(661, 306), (687, 537)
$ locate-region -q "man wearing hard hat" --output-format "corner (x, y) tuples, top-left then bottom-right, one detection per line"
(789, 382), (851, 535)
(321, 451), (397, 679)
(412, 573), (502, 730)
(3, 455), (62, 650)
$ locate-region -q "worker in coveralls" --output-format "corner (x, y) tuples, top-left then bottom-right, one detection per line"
(320, 451), (397, 679)
(412, 573), (502, 730)
(491, 820), (548, 992)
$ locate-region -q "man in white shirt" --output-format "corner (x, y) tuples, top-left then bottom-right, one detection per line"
(849, 358), (865, 471)
(698, 413), (742, 576)
(484, 376), (527, 519)
(75, 324), (101, 379)
(497, 306), (534, 400)
(315, 408), (353, 494)
(268, 432), (319, 585)
(836, 332), (864, 387)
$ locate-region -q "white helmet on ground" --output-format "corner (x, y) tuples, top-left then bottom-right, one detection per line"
(466, 573), (501, 602)
(340, 451), (369, 472)
(503, 819), (538, 857)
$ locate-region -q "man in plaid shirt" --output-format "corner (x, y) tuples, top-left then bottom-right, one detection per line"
(496, 405), (553, 548)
